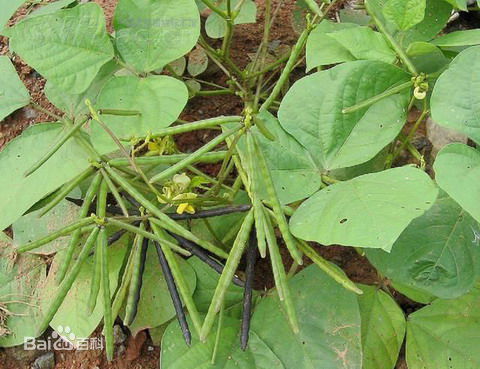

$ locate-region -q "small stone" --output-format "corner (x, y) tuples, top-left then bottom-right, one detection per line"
(23, 107), (38, 120)
(426, 118), (468, 157)
(32, 352), (55, 369)
(113, 325), (126, 345)
(3, 345), (42, 364)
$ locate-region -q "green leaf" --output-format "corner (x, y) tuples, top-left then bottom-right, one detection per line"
(443, 0), (468, 10)
(0, 56), (30, 121)
(306, 21), (361, 70)
(12, 188), (82, 255)
(161, 265), (362, 369)
(0, 123), (90, 231)
(391, 281), (436, 304)
(235, 111), (323, 204)
(407, 285), (480, 369)
(188, 257), (243, 313)
(125, 246), (196, 336)
(431, 46), (480, 144)
(187, 47), (208, 77)
(28, 0), (76, 18)
(366, 191), (480, 299)
(432, 30), (480, 47)
(366, 0), (452, 47)
(0, 236), (46, 347)
(357, 285), (406, 369)
(383, 0), (426, 31)
(114, 0), (200, 73)
(205, 0), (257, 39)
(91, 75), (188, 153)
(7, 3), (114, 94)
(39, 239), (128, 344)
(44, 60), (118, 120)
(278, 60), (410, 171)
(290, 166), (439, 251)
(0, 0), (25, 31)
(406, 41), (449, 74)
(434, 143), (480, 224)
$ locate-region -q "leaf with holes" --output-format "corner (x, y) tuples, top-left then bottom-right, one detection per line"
(290, 166), (439, 251)
(366, 191), (480, 299)
(407, 285), (480, 369)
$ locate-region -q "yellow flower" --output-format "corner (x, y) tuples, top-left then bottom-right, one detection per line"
(176, 203), (196, 214)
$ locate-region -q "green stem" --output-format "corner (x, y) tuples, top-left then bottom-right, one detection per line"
(342, 81), (413, 114)
(149, 127), (241, 184)
(370, 12), (418, 75)
(201, 0), (228, 18)
(109, 151), (227, 167)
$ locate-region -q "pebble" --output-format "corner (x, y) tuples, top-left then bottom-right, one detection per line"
(113, 325), (127, 345)
(32, 352), (55, 369)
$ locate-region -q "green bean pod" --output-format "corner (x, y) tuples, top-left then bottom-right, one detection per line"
(17, 217), (95, 253)
(99, 227), (114, 360)
(100, 169), (130, 217)
(298, 240), (363, 295)
(124, 227), (147, 326)
(25, 117), (90, 177)
(150, 223), (203, 336)
(104, 165), (228, 259)
(149, 127), (241, 184)
(56, 172), (102, 284)
(37, 227), (100, 335)
(39, 166), (95, 217)
(264, 214), (299, 333)
(252, 135), (303, 264)
(87, 235), (102, 314)
(245, 132), (267, 258)
(200, 209), (255, 341)
(107, 218), (191, 257)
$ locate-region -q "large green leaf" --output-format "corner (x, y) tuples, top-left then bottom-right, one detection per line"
(205, 0), (257, 39)
(406, 41), (449, 74)
(431, 46), (480, 144)
(125, 245), (196, 336)
(306, 21), (395, 70)
(6, 3), (114, 94)
(0, 234), (46, 347)
(114, 0), (200, 73)
(91, 75), (188, 153)
(161, 265), (362, 369)
(366, 192), (480, 299)
(39, 238), (128, 344)
(383, 0), (426, 31)
(0, 123), (90, 231)
(290, 166), (439, 251)
(12, 189), (81, 255)
(28, 0), (77, 17)
(0, 0), (25, 31)
(366, 0), (452, 47)
(432, 30), (480, 47)
(234, 111), (322, 204)
(278, 61), (410, 171)
(407, 285), (480, 369)
(0, 56), (30, 121)
(357, 285), (406, 369)
(44, 60), (118, 120)
(434, 143), (480, 223)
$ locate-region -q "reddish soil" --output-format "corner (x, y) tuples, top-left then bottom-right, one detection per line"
(0, 0), (427, 368)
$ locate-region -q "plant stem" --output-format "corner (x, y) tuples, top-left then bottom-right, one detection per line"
(30, 102), (63, 121)
(370, 12), (418, 75)
(342, 81), (413, 114)
(201, 0), (228, 18)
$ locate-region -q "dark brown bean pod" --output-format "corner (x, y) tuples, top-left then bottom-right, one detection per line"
(241, 229), (258, 351)
(154, 241), (191, 346)
(169, 232), (245, 287)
